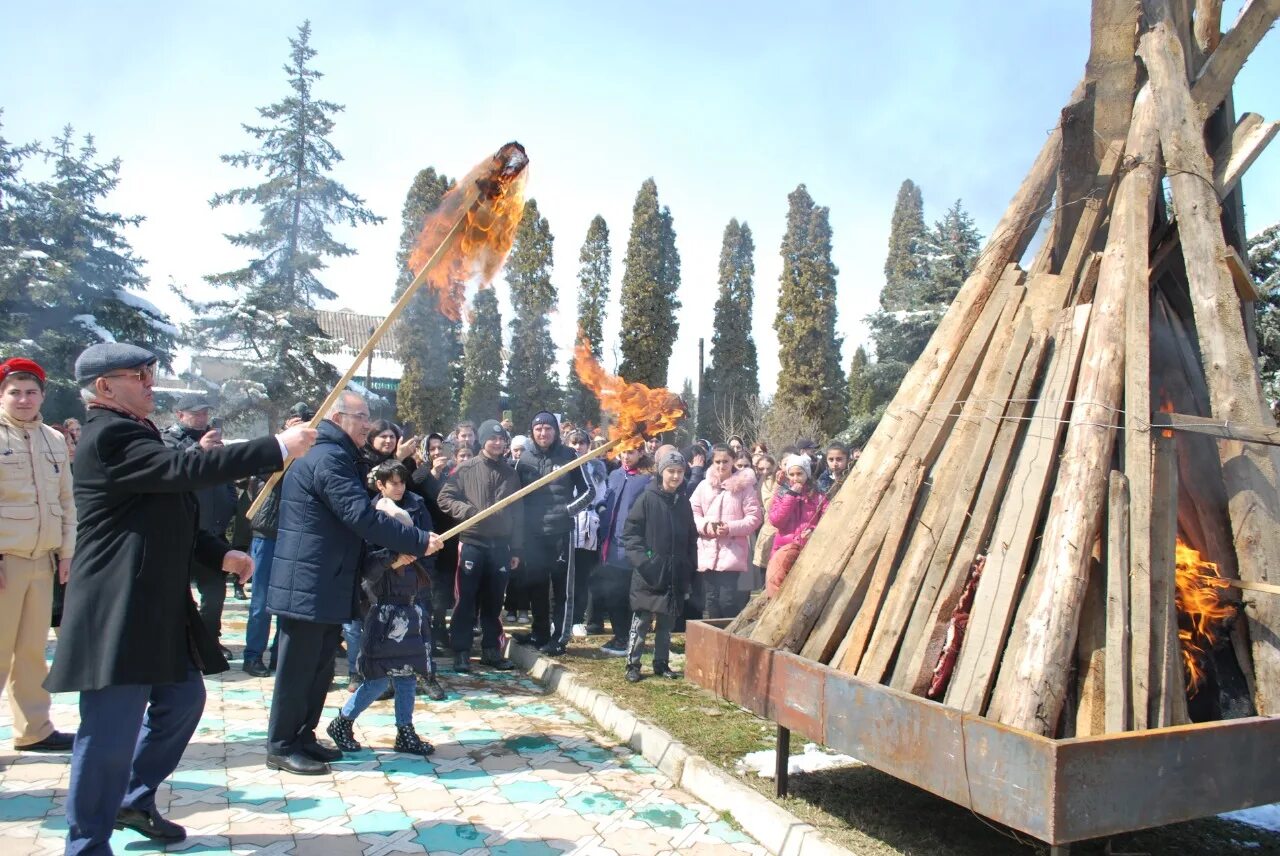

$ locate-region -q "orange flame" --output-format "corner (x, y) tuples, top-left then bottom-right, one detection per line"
(573, 337), (687, 455)
(1175, 538), (1236, 696)
(407, 142), (529, 322)
(1158, 396), (1175, 438)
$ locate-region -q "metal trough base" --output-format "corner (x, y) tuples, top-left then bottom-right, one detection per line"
(686, 619), (1280, 846)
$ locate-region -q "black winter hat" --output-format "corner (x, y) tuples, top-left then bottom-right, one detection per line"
(478, 418), (510, 443)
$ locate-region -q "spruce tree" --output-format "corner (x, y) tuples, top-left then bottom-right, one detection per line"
(184, 21), (381, 428)
(618, 178), (681, 387)
(707, 218), (759, 433)
(865, 196), (982, 419)
(775, 185), (846, 437)
(394, 167), (460, 433)
(459, 288), (504, 424)
(505, 199), (561, 429)
(1250, 223), (1280, 400)
(882, 179), (927, 311)
(564, 215), (610, 426)
(0, 125), (176, 418)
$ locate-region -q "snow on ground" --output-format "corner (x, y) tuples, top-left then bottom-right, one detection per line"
(736, 743), (863, 779)
(1221, 803), (1280, 833)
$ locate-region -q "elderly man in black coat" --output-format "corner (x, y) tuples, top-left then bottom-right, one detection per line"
(265, 390), (442, 775)
(46, 343), (317, 856)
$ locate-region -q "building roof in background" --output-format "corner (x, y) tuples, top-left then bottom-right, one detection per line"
(314, 309), (404, 359)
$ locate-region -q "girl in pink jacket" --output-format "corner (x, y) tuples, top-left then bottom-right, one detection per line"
(690, 444), (762, 618)
(766, 454), (829, 596)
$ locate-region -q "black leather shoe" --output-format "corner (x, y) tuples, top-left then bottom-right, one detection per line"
(453, 652), (472, 673)
(267, 752), (330, 776)
(220, 645), (235, 661)
(114, 807), (186, 842)
(18, 730), (75, 752)
(539, 641), (567, 657)
(300, 740), (343, 763)
(480, 648), (516, 670)
(243, 659), (270, 678)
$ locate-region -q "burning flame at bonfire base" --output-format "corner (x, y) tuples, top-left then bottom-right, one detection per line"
(407, 142), (530, 321)
(573, 338), (687, 454)
(1174, 538), (1236, 696)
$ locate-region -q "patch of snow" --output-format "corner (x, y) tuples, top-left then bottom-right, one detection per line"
(72, 314), (116, 343)
(735, 743), (863, 779)
(19, 249), (49, 260)
(1221, 803), (1280, 833)
(116, 289), (180, 337)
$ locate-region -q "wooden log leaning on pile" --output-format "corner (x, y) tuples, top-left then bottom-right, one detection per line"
(985, 89), (1162, 733)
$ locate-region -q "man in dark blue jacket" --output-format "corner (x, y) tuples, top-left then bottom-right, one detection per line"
(266, 391), (441, 775)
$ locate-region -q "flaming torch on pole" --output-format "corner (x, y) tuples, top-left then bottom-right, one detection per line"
(390, 336), (687, 564)
(246, 142), (531, 519)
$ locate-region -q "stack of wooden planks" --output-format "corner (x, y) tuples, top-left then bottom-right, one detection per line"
(732, 0), (1280, 737)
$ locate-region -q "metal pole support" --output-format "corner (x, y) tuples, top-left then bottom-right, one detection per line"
(775, 725), (790, 798)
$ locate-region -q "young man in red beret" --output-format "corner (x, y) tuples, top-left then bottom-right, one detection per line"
(0, 357), (77, 753)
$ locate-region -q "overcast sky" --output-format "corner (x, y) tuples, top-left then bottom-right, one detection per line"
(3, 1), (1278, 398)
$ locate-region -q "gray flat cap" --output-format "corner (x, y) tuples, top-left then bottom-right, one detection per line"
(175, 392), (213, 412)
(74, 343), (157, 383)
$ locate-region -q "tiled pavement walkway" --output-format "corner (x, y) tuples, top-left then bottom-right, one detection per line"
(0, 599), (764, 855)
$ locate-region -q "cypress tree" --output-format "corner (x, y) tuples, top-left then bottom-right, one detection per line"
(847, 345), (875, 420)
(882, 179), (927, 311)
(707, 218), (759, 433)
(459, 288), (504, 424)
(775, 184), (846, 437)
(185, 21), (381, 428)
(505, 199), (561, 429)
(0, 125), (176, 419)
(1250, 223), (1280, 400)
(618, 178), (681, 387)
(564, 214), (610, 426)
(394, 167), (460, 433)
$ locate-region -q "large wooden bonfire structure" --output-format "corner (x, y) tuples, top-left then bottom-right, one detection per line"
(734, 0), (1280, 738)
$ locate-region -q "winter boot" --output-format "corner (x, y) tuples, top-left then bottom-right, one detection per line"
(480, 648), (515, 670)
(394, 724), (435, 757)
(453, 651), (472, 674)
(424, 676), (447, 701)
(625, 663), (643, 683)
(325, 715), (361, 752)
(652, 661), (681, 680)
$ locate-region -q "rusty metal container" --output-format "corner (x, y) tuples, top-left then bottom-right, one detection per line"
(686, 619), (1280, 847)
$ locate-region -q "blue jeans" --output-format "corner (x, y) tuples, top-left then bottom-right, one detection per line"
(65, 668), (205, 856)
(341, 674), (416, 726)
(243, 536), (278, 665)
(342, 620), (362, 677)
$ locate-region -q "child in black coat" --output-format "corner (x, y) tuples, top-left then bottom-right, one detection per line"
(621, 450), (697, 682)
(325, 462), (442, 756)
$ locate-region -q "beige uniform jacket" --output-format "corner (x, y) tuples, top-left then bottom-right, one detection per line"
(0, 410), (76, 560)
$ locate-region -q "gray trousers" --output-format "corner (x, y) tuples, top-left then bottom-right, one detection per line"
(626, 609), (673, 667)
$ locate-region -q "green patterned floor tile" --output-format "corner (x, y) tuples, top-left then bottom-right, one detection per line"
(498, 780), (558, 803)
(348, 810), (416, 833)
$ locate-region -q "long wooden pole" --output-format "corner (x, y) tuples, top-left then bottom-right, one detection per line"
(245, 199), (476, 519)
(437, 438), (622, 541)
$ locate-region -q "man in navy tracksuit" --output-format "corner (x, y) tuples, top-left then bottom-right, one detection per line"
(436, 419), (523, 673)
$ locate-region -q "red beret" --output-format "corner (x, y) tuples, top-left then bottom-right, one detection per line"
(0, 358), (47, 387)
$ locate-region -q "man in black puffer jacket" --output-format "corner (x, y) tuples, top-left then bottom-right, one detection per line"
(266, 391), (441, 776)
(514, 411), (593, 655)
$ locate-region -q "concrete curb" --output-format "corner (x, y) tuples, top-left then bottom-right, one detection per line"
(507, 642), (854, 856)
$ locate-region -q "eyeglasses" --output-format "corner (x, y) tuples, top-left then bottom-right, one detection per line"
(336, 410), (371, 422)
(102, 365), (155, 383)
